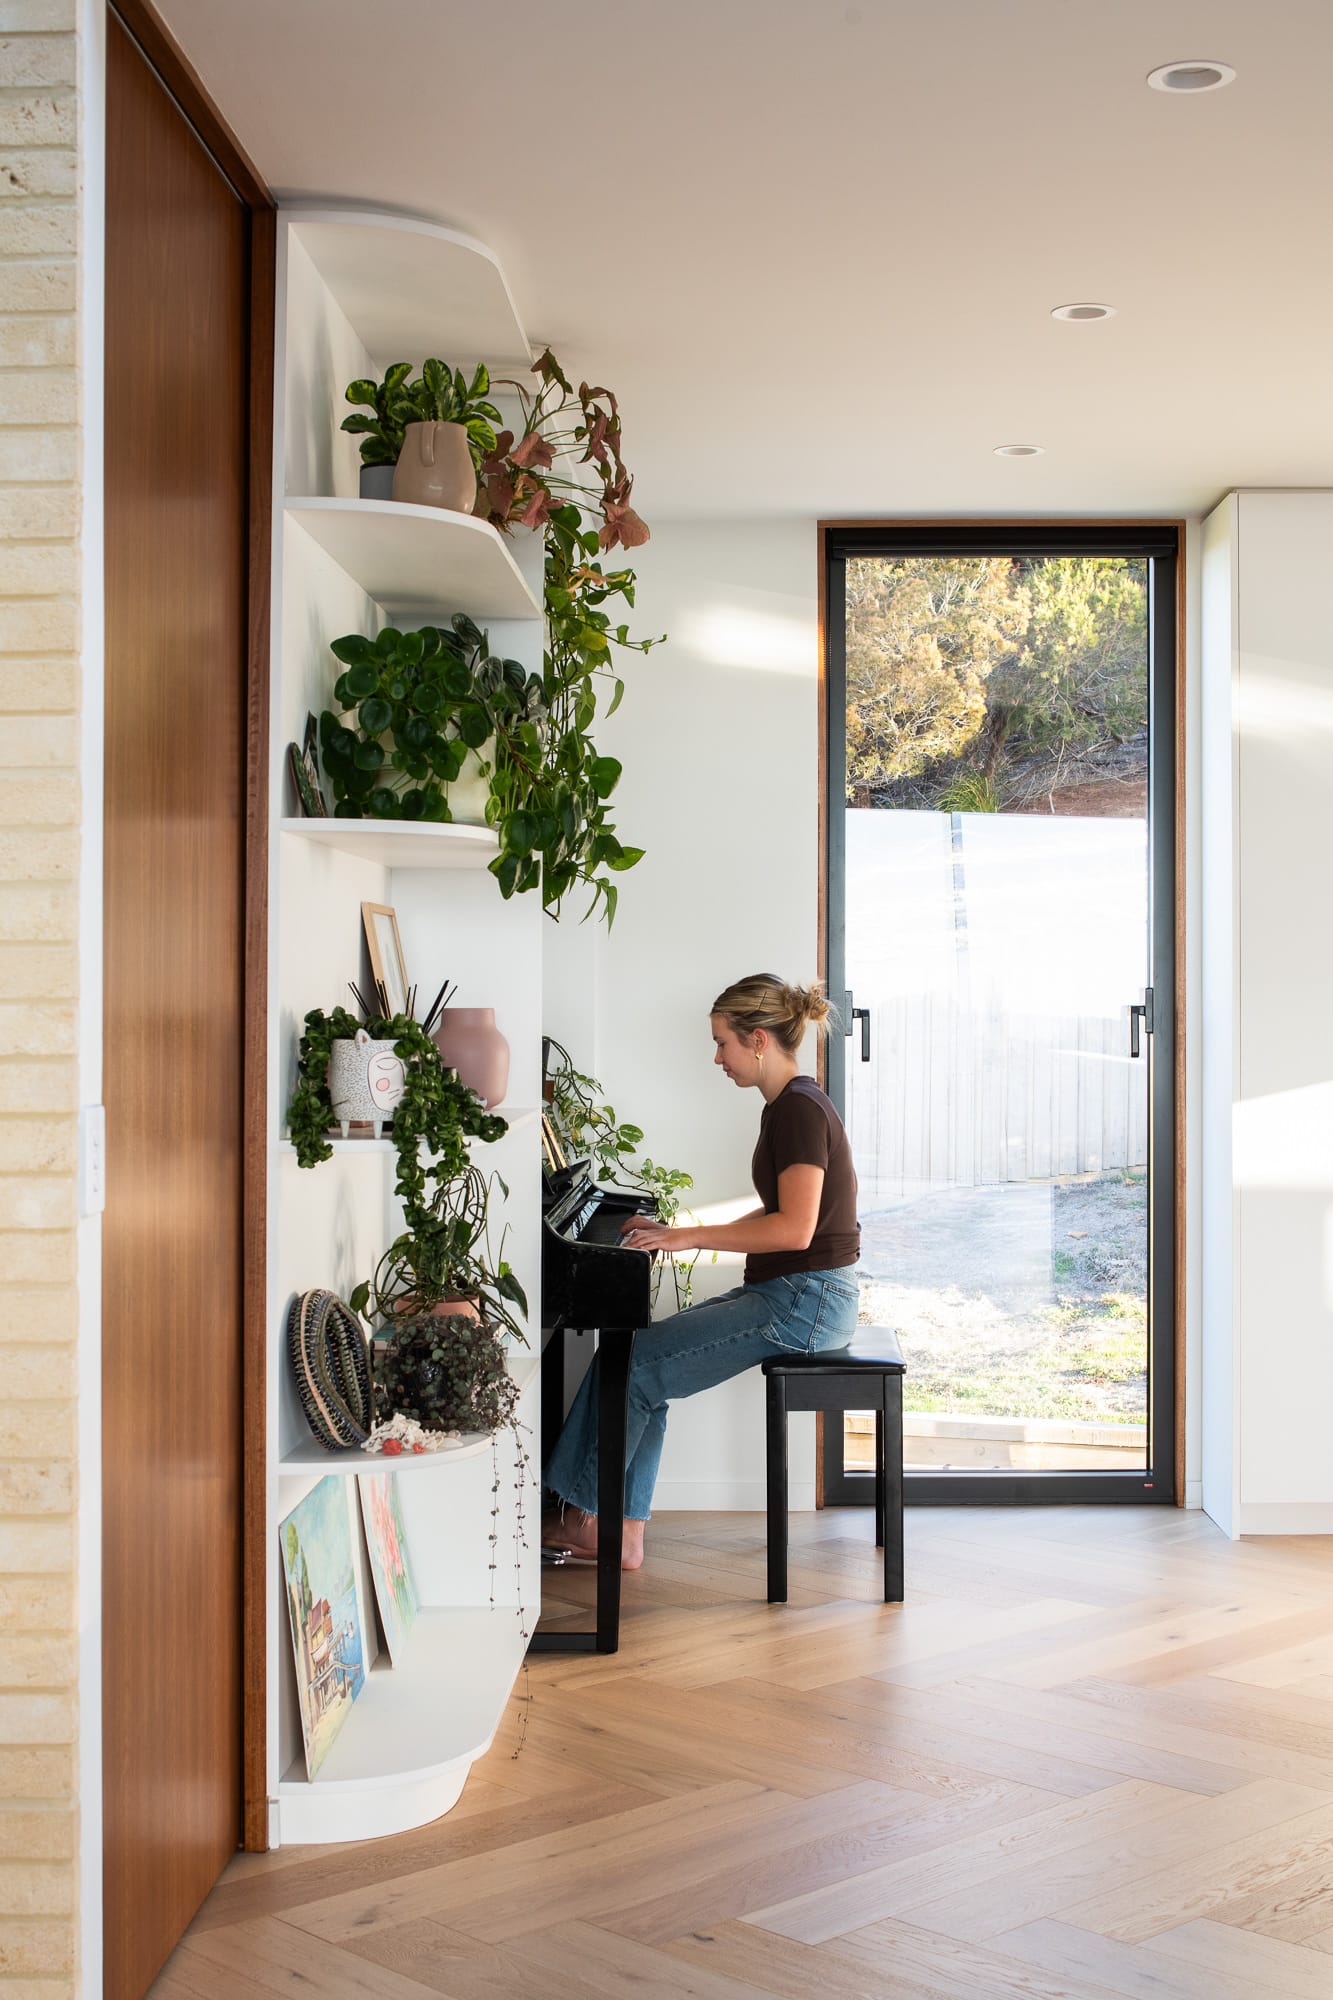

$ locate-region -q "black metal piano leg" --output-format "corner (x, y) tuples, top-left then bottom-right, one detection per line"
(595, 1327), (635, 1654)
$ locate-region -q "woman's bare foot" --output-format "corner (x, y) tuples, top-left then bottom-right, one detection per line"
(544, 1507), (646, 1570)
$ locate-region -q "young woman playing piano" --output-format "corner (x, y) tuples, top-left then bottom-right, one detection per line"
(543, 972), (860, 1569)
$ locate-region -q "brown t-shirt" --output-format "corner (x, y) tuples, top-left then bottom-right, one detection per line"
(745, 1076), (860, 1284)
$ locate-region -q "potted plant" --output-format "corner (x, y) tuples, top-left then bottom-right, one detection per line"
(340, 361), (418, 500)
(544, 1036), (700, 1307)
(318, 614), (545, 827)
(341, 360), (504, 509)
(352, 1161), (528, 1345)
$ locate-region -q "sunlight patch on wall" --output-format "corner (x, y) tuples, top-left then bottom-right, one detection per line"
(674, 598), (815, 676)
(1233, 1080), (1333, 1190)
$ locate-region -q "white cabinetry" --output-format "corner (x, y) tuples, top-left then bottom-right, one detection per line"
(265, 210), (542, 1843)
(1200, 491), (1333, 1537)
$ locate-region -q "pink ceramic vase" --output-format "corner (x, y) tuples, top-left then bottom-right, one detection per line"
(431, 1007), (510, 1109)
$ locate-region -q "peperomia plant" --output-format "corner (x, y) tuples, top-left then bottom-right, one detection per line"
(320, 610), (647, 921)
(319, 615), (547, 823)
(341, 360), (504, 475)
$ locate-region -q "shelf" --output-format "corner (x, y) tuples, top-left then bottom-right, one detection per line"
(280, 815), (498, 868)
(277, 1109), (539, 1155)
(277, 1606), (527, 1844)
(279, 1353), (539, 1477)
(286, 209), (532, 374)
(285, 498), (540, 624)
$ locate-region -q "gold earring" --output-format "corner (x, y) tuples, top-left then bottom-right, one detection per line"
(755, 1047), (765, 1069)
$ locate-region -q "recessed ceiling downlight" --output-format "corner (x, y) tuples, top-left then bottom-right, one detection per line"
(993, 444), (1043, 458)
(1052, 302), (1115, 322)
(1147, 60), (1235, 92)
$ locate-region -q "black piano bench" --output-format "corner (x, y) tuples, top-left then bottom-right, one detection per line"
(762, 1326), (906, 1605)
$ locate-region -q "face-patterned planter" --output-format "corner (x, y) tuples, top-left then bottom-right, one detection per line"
(328, 1029), (406, 1139)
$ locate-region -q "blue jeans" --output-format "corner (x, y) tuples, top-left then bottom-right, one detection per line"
(544, 1267), (859, 1521)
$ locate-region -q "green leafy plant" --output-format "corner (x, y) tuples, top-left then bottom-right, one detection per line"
(319, 614), (547, 825)
(287, 1003), (526, 1337)
(544, 1037), (700, 1306)
(320, 606), (647, 921)
(341, 360), (504, 474)
(339, 361), (419, 468)
(353, 1161), (528, 1345)
(373, 1312), (520, 1433)
(287, 1004), (504, 1173)
(935, 771), (999, 814)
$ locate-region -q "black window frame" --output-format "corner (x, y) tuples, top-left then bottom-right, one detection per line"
(823, 522), (1178, 1507)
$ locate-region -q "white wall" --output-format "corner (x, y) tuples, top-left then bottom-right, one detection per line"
(1200, 491), (1333, 1535)
(546, 520), (824, 1508)
(549, 516), (1208, 1514)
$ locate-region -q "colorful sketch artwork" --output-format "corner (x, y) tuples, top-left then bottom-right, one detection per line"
(357, 1469), (419, 1664)
(280, 1476), (366, 1778)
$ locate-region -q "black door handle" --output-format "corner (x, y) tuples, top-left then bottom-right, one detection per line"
(1129, 987), (1154, 1058)
(851, 1006), (870, 1063)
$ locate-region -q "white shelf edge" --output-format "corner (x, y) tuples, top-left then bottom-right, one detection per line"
(276, 1108), (540, 1155)
(284, 496), (541, 621)
(280, 816), (498, 867)
(274, 1606), (528, 1843)
(279, 1352), (540, 1478)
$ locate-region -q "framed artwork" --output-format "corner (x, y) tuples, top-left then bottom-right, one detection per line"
(357, 1470), (418, 1664)
(287, 716), (327, 817)
(361, 902), (410, 1020)
(279, 1476), (366, 1778)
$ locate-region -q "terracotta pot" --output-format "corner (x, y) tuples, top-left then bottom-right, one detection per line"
(432, 1007), (510, 1110)
(390, 1294), (480, 1322)
(392, 421), (476, 511)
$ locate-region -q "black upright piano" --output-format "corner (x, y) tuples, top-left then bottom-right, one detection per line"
(531, 1157), (655, 1654)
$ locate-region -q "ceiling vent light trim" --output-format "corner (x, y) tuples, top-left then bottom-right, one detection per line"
(993, 444), (1044, 458)
(1147, 60), (1236, 93)
(1052, 302), (1116, 322)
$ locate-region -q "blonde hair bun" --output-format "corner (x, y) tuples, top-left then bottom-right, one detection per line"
(711, 973), (837, 1052)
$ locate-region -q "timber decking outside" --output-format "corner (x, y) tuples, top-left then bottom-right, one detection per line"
(150, 1507), (1333, 1999)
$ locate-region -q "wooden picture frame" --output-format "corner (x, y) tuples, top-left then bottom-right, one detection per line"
(360, 903), (410, 1021)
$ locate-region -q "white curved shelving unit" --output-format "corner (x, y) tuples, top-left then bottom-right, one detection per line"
(286, 498), (540, 624)
(267, 204), (545, 1849)
(284, 208), (532, 373)
(280, 816), (498, 869)
(278, 1608), (527, 1846)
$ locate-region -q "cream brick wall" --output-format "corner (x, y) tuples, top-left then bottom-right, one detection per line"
(0, 1), (82, 1992)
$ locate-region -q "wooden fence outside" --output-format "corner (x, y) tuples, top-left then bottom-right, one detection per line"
(844, 997), (1147, 1195)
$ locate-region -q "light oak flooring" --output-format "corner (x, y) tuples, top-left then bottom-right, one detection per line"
(151, 1508), (1333, 1998)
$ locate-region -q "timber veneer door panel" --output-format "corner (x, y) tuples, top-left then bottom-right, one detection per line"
(103, 16), (248, 1994)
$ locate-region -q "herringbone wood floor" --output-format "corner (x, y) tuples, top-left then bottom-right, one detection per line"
(152, 1508), (1333, 1998)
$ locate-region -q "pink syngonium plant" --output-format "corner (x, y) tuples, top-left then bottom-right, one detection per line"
(475, 347), (650, 552)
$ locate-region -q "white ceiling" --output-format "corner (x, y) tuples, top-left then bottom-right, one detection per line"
(159, 0), (1333, 521)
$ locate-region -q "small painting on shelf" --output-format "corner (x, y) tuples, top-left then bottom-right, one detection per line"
(361, 901), (411, 1019)
(357, 1469), (419, 1664)
(280, 1476), (367, 1778)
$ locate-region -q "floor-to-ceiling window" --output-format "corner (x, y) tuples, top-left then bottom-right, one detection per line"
(823, 525), (1178, 1504)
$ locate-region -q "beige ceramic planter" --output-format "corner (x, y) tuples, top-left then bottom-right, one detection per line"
(392, 421), (476, 511)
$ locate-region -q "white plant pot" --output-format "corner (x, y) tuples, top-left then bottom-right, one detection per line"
(329, 1030), (406, 1138)
(445, 743), (493, 826)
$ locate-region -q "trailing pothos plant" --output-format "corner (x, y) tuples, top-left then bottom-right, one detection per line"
(287, 1006), (527, 1339)
(341, 359), (504, 475)
(544, 1037), (701, 1308)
